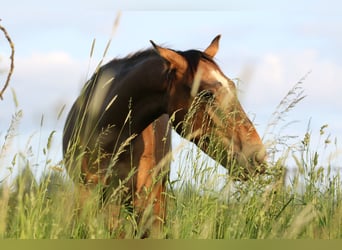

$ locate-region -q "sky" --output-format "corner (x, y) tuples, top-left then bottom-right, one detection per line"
(0, 0), (342, 181)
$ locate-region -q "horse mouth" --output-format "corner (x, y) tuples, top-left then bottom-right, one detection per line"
(225, 152), (267, 181)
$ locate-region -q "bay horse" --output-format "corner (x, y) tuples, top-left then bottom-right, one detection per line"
(62, 35), (266, 238)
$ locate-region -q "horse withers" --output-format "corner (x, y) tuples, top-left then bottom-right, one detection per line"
(62, 35), (266, 237)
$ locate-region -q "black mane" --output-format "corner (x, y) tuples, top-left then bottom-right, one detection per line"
(107, 49), (157, 68)
(178, 49), (217, 76)
(108, 47), (216, 78)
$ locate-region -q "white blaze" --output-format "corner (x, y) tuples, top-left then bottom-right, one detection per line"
(210, 70), (230, 92)
(210, 70), (235, 106)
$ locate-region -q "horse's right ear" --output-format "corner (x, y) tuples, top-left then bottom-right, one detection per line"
(150, 40), (187, 78)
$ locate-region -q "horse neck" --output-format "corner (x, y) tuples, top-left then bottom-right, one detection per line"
(100, 56), (170, 139)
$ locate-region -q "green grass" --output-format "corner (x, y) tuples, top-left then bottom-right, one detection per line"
(1, 81), (342, 239)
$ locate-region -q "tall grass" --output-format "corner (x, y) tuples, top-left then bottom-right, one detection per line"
(1, 76), (342, 238)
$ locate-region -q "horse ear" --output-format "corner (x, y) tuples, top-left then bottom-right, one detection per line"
(204, 34), (221, 58)
(150, 40), (187, 77)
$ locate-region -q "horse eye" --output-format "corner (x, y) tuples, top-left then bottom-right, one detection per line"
(201, 91), (214, 100)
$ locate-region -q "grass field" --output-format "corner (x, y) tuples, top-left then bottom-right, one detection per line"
(0, 78), (341, 239)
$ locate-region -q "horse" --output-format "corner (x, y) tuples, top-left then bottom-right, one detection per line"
(62, 35), (267, 238)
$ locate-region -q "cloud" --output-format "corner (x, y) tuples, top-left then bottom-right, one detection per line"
(240, 49), (342, 109)
(15, 51), (85, 84)
(1, 51), (88, 130)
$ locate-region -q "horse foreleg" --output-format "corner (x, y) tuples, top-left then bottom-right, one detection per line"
(134, 123), (168, 238)
(134, 176), (167, 238)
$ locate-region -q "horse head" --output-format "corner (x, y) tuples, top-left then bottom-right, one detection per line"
(151, 35), (267, 180)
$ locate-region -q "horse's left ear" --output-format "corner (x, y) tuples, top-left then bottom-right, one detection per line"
(204, 34), (221, 58)
(150, 40), (187, 78)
